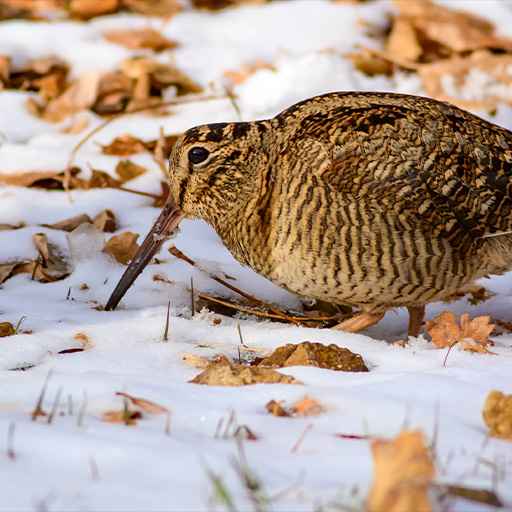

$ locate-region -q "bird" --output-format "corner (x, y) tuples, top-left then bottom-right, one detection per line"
(105, 91), (512, 337)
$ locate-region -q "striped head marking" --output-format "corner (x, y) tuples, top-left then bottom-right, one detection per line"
(168, 121), (271, 220)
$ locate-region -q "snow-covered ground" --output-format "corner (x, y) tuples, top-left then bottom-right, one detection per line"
(0, 1), (512, 510)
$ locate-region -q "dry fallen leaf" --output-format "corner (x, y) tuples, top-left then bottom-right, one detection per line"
(69, 0), (119, 19)
(482, 390), (512, 440)
(0, 263), (19, 284)
(40, 71), (101, 122)
(368, 430), (435, 512)
(290, 396), (324, 416)
(190, 358), (301, 386)
(265, 400), (290, 417)
(102, 409), (142, 425)
(116, 392), (168, 414)
(73, 332), (94, 350)
(103, 231), (140, 265)
(181, 353), (210, 369)
(101, 134), (147, 156)
(42, 213), (92, 232)
(122, 0), (182, 17)
(224, 60), (274, 86)
(426, 311), (495, 353)
(115, 160), (147, 182)
(0, 322), (15, 337)
(385, 17), (422, 62)
(104, 28), (178, 52)
(31, 233), (70, 282)
(93, 209), (117, 233)
(258, 341), (368, 372)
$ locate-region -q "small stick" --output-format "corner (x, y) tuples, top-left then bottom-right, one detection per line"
(214, 417), (224, 439)
(162, 300), (171, 342)
(31, 370), (52, 421)
(190, 277), (195, 317)
(117, 186), (161, 200)
(198, 293), (336, 324)
(443, 341), (459, 367)
(291, 424), (313, 453)
(236, 322), (249, 348)
(170, 246), (292, 319)
(31, 257), (41, 281)
(66, 287), (71, 300)
(14, 316), (26, 334)
(47, 387), (62, 424)
(67, 394), (74, 416)
(7, 422), (15, 460)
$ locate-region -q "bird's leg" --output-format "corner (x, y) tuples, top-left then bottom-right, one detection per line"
(334, 311), (385, 333)
(407, 305), (425, 337)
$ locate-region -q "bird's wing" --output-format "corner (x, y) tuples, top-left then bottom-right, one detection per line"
(288, 98), (512, 244)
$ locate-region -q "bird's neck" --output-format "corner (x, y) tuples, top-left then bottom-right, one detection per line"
(207, 159), (275, 272)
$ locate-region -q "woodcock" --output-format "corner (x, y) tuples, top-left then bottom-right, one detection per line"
(106, 92), (512, 336)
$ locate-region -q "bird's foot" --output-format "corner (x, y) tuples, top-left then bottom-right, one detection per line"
(333, 311), (385, 333)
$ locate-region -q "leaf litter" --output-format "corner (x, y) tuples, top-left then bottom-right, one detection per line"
(426, 311), (495, 354)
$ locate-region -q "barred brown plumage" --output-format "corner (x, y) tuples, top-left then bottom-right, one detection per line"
(105, 91), (512, 336)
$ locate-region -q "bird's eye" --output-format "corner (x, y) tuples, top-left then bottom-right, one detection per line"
(188, 146), (210, 165)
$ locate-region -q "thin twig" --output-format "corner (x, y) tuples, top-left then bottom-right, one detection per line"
(198, 293), (336, 324)
(291, 424), (313, 453)
(237, 322), (249, 348)
(117, 186), (161, 200)
(190, 277), (195, 317)
(170, 246), (298, 321)
(47, 387), (62, 424)
(443, 341), (459, 367)
(162, 300), (171, 342)
(31, 370), (52, 421)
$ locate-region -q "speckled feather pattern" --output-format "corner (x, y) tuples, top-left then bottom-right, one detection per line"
(168, 92), (512, 313)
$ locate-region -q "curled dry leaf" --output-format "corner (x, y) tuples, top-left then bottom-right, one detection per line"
(93, 209), (117, 233)
(368, 430), (435, 512)
(0, 263), (19, 284)
(258, 341), (368, 372)
(190, 357), (301, 386)
(116, 392), (168, 414)
(31, 233), (70, 282)
(104, 28), (178, 52)
(482, 390), (512, 440)
(426, 311), (495, 353)
(41, 71), (101, 122)
(0, 322), (15, 337)
(103, 231), (140, 265)
(101, 134), (147, 156)
(42, 213), (92, 232)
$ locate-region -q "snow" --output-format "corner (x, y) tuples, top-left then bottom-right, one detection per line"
(0, 1), (512, 511)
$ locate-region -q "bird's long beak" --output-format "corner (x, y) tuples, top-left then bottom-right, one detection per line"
(105, 196), (184, 311)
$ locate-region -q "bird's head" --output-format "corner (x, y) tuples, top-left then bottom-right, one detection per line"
(105, 120), (272, 310)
